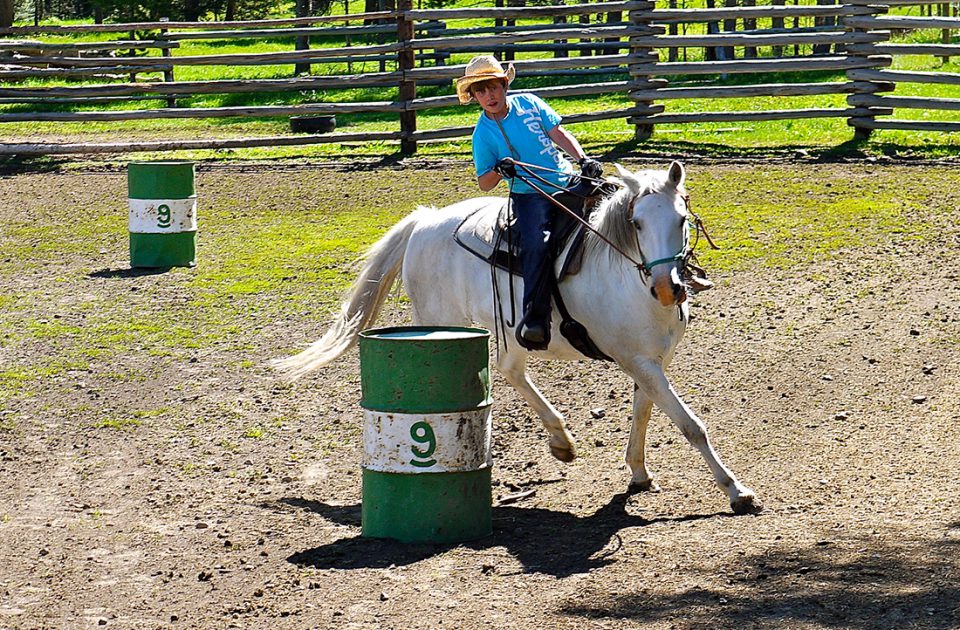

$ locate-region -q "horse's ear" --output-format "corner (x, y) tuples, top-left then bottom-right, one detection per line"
(614, 163), (640, 193)
(667, 161), (685, 188)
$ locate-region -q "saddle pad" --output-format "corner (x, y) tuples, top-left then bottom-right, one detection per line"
(453, 199), (586, 278)
(454, 197), (515, 257)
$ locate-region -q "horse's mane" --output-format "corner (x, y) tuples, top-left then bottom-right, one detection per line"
(584, 169), (671, 262)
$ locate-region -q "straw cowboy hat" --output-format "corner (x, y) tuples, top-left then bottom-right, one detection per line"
(455, 55), (516, 105)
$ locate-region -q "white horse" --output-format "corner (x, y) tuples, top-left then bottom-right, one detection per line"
(277, 162), (761, 515)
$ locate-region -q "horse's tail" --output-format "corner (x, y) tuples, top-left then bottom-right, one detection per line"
(273, 208), (426, 379)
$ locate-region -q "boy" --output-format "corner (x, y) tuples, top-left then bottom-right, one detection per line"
(456, 55), (602, 348)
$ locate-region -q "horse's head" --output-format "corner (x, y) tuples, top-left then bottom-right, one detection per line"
(615, 161), (691, 308)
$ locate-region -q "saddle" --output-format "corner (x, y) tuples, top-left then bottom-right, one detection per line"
(454, 182), (614, 278)
(454, 181), (618, 361)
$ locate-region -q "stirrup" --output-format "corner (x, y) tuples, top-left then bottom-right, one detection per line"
(520, 322), (547, 344)
(516, 318), (550, 351)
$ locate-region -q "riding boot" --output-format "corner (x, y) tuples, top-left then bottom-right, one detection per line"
(517, 276), (553, 350)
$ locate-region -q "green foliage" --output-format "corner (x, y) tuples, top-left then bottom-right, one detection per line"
(18, 0), (286, 22)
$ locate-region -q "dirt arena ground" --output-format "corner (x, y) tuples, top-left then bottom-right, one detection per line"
(1, 160), (959, 629)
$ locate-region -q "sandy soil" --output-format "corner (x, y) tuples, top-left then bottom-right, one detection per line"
(1, 160), (959, 629)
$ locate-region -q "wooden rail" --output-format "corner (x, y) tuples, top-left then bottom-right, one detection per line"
(1, 0), (959, 154)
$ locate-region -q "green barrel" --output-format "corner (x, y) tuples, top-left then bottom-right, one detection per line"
(360, 326), (493, 543)
(127, 161), (197, 268)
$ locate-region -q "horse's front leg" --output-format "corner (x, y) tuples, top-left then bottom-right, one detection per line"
(627, 357), (762, 514)
(626, 384), (660, 492)
(497, 351), (576, 462)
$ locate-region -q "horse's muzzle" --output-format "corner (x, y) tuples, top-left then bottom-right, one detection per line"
(651, 269), (687, 307)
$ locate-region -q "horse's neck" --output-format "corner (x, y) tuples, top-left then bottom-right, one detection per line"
(588, 186), (643, 259)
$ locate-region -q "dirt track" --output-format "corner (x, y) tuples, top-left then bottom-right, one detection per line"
(1, 161), (959, 629)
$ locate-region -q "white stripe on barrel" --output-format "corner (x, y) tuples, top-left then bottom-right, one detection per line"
(128, 198), (197, 233)
(362, 408), (492, 474)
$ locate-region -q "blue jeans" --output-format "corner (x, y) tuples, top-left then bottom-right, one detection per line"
(510, 192), (554, 327)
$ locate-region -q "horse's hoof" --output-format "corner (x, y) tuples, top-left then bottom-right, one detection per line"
(731, 493), (763, 515)
(627, 479), (661, 493)
(549, 443), (576, 463)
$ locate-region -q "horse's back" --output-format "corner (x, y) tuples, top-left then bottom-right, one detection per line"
(412, 196), (505, 230)
(403, 196), (507, 326)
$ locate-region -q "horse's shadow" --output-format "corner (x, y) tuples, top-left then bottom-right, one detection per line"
(280, 491), (728, 578)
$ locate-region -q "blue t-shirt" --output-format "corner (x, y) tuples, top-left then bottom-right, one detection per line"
(472, 93), (574, 195)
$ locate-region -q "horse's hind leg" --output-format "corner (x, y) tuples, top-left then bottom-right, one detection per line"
(626, 384), (660, 492)
(629, 357), (762, 514)
(496, 351), (576, 463)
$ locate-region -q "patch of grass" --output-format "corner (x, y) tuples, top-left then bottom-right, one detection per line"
(687, 167), (949, 272)
(1, 163), (956, 416)
(0, 359), (91, 405)
(95, 416), (142, 430)
(243, 425), (266, 439)
(94, 408), (167, 430)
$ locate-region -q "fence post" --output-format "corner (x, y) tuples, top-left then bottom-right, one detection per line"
(627, 0), (659, 140)
(397, 0), (417, 154)
(127, 30), (138, 83)
(743, 0), (758, 58)
(842, 0), (890, 140)
(554, 14), (568, 59)
(579, 11), (592, 57)
(606, 8), (623, 58)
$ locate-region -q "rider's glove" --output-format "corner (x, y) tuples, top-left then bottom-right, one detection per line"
(494, 158), (516, 179)
(578, 157), (603, 180)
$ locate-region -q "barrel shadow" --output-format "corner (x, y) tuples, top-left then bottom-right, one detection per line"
(87, 267), (173, 278)
(282, 493), (727, 578)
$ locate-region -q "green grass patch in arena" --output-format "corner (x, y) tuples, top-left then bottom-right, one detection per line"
(0, 163), (955, 415)
(688, 168), (947, 272)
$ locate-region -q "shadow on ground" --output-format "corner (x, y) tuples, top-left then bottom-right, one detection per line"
(280, 491), (728, 579)
(88, 267), (173, 278)
(278, 493), (960, 628)
(556, 528), (960, 629)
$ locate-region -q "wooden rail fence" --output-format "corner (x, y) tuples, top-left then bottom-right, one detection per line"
(0, 0), (957, 155)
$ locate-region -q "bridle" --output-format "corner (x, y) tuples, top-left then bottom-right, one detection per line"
(630, 191), (718, 281)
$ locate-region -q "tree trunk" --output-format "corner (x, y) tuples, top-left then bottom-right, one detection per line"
(722, 0), (736, 61)
(295, 0), (312, 75)
(226, 0), (237, 21)
(183, 0), (202, 22)
(813, 0), (836, 55)
(772, 0), (785, 57)
(0, 0), (12, 29)
(705, 0), (719, 61)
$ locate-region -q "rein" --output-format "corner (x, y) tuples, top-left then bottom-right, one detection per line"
(512, 162), (646, 271)
(507, 159), (714, 281)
